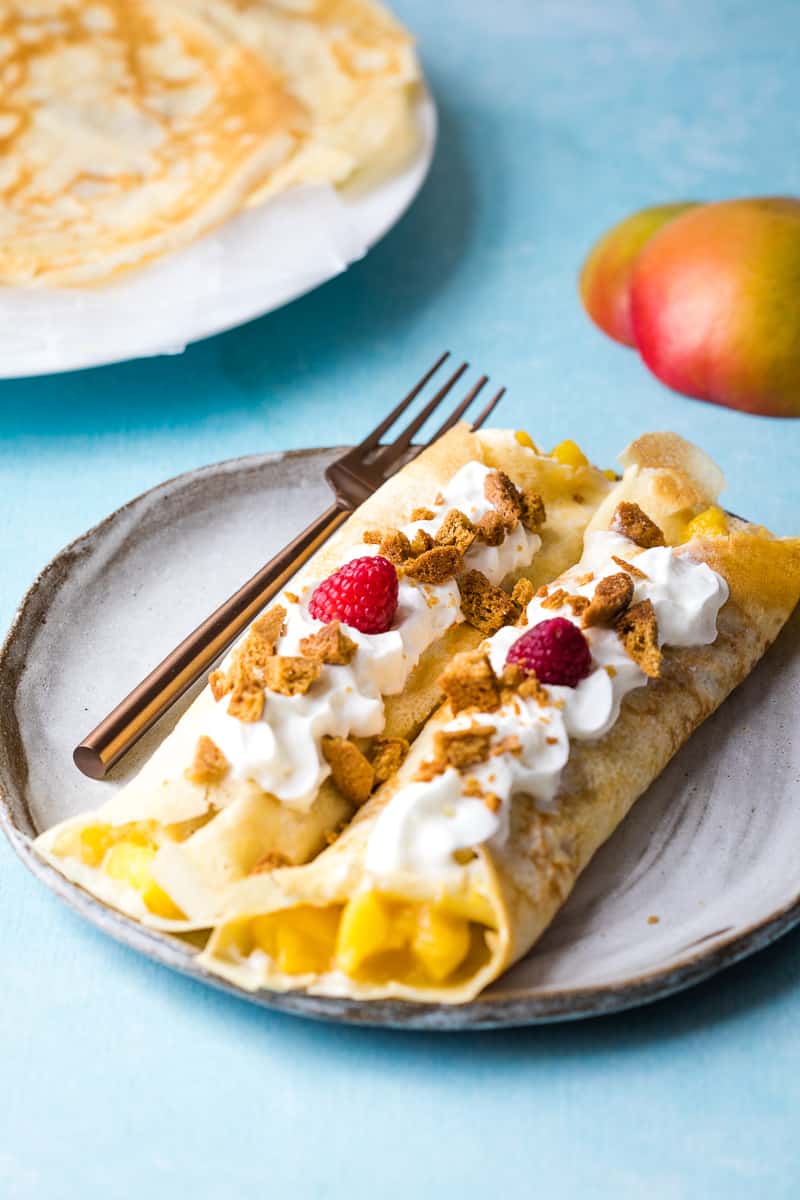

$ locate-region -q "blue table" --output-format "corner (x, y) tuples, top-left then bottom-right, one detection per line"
(2, 2), (799, 1196)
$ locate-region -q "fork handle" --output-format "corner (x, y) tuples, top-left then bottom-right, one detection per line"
(73, 502), (350, 780)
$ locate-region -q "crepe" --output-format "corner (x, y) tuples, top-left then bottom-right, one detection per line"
(201, 433), (800, 1003)
(35, 425), (613, 929)
(183, 0), (422, 198)
(0, 0), (420, 286)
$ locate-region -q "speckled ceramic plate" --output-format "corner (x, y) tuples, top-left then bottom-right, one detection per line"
(2, 448), (799, 1029)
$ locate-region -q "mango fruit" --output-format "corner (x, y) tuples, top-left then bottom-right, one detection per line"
(580, 203), (698, 345)
(630, 198), (800, 417)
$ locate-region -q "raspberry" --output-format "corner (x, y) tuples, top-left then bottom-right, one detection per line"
(506, 617), (592, 687)
(308, 556), (399, 634)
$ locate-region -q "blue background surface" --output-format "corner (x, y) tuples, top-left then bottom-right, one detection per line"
(2, 2), (800, 1196)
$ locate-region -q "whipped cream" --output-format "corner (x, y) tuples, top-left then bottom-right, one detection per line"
(365, 530), (729, 879)
(201, 461), (541, 810)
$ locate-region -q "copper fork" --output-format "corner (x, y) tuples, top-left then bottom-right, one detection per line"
(73, 352), (505, 780)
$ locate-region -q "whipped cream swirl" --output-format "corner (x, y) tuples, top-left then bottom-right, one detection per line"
(365, 530), (729, 879)
(202, 462), (541, 810)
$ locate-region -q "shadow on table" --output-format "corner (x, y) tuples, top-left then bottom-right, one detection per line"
(0, 91), (475, 440)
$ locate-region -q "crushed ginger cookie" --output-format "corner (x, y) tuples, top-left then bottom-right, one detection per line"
(433, 721), (497, 770)
(250, 604), (287, 650)
(511, 577), (535, 610)
(616, 599), (661, 678)
(582, 572), (633, 628)
(370, 736), (409, 784)
(474, 510), (506, 546)
(458, 569), (518, 635)
(410, 506), (435, 522)
(322, 736), (374, 805)
(403, 544), (463, 584)
(227, 683), (265, 723)
(612, 554), (649, 580)
(434, 508), (477, 555)
(484, 469), (523, 529)
(263, 656), (321, 696)
(540, 587), (569, 611)
(185, 735), (229, 786)
(409, 528), (434, 556)
(299, 620), (357, 665)
(439, 649), (501, 714)
(610, 502), (665, 549)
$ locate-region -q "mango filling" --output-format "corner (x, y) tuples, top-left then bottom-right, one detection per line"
(246, 889), (496, 987)
(683, 505), (728, 541)
(550, 438), (589, 469)
(514, 429), (539, 453)
(53, 821), (185, 920)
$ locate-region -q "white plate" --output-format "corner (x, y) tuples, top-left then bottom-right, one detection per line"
(0, 91), (436, 379)
(2, 447), (799, 1029)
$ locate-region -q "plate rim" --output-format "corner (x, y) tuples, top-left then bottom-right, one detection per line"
(0, 88), (437, 379)
(2, 445), (800, 1030)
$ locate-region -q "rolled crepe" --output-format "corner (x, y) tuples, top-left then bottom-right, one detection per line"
(201, 433), (800, 1003)
(35, 425), (612, 929)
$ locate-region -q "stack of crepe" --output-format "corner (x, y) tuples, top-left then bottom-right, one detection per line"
(0, 0), (421, 286)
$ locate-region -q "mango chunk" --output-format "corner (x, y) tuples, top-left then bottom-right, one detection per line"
(251, 907), (340, 974)
(103, 842), (184, 920)
(683, 505), (728, 541)
(437, 889), (496, 927)
(551, 439), (589, 469)
(336, 891), (397, 974)
(411, 906), (471, 982)
(514, 430), (539, 452)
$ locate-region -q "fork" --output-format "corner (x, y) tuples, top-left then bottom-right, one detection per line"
(73, 353), (505, 779)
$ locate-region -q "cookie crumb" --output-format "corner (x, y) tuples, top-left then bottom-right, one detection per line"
(409, 528), (435, 556)
(227, 683), (265, 723)
(475, 510), (506, 546)
(616, 599), (661, 678)
(511, 578), (535, 610)
(582, 573), (634, 628)
(410, 507), (435, 522)
(439, 649), (501, 714)
(263, 656), (322, 696)
(612, 555), (649, 580)
(299, 620), (358, 665)
(185, 735), (229, 786)
(435, 509), (477, 555)
(484, 470), (523, 529)
(458, 569), (518, 634)
(433, 722), (496, 770)
(370, 736), (409, 784)
(322, 736), (374, 805)
(403, 544), (463, 584)
(541, 587), (568, 611)
(611, 502), (665, 548)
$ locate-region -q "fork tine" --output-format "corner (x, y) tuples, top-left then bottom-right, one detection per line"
(357, 351), (450, 451)
(376, 361), (469, 460)
(427, 373), (489, 442)
(470, 386), (506, 430)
